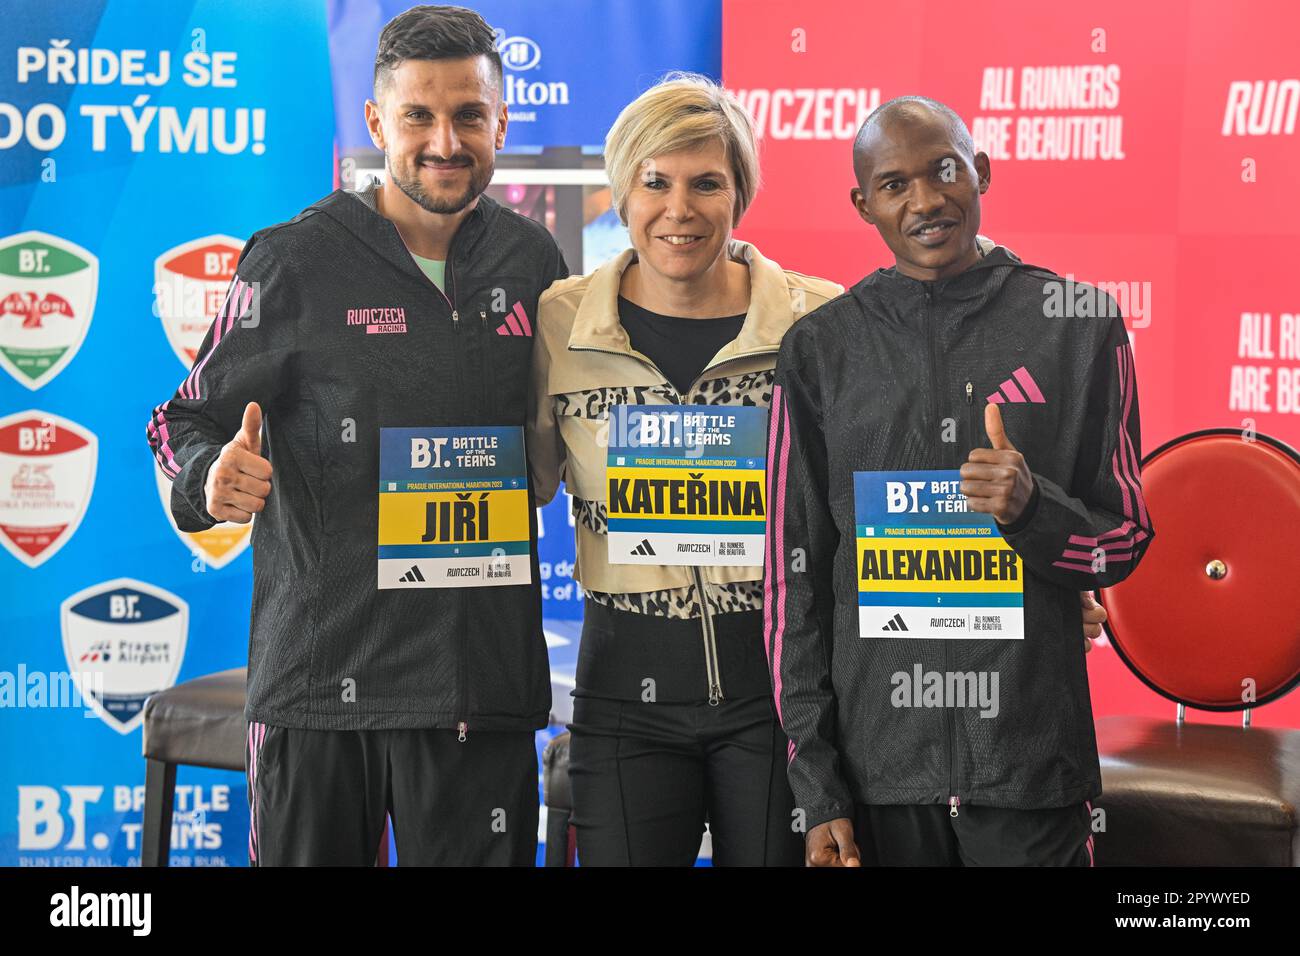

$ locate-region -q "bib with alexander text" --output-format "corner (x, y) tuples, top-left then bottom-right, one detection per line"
(855, 470), (1024, 639)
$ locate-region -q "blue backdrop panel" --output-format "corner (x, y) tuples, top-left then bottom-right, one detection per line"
(1, 0), (722, 868)
(329, 0), (722, 154)
(0, 0), (335, 866)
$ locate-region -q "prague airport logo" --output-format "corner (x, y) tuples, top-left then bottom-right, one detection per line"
(0, 231), (97, 390)
(153, 234), (243, 368)
(0, 410), (97, 568)
(61, 579), (188, 734)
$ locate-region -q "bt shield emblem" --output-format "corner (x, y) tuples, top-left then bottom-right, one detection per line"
(0, 410), (97, 567)
(61, 578), (188, 735)
(0, 231), (98, 389)
(153, 461), (252, 569)
(154, 235), (242, 368)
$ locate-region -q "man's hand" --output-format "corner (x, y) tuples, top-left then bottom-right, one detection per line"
(204, 402), (272, 524)
(806, 818), (861, 867)
(1081, 590), (1107, 654)
(960, 403), (1035, 525)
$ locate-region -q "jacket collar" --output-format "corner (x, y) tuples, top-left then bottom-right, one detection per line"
(314, 183), (498, 281)
(867, 243), (1022, 298)
(568, 239), (798, 363)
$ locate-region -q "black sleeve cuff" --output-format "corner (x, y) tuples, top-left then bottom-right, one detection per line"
(996, 476), (1041, 537)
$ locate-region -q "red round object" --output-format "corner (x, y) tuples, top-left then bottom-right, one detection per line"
(1100, 429), (1300, 710)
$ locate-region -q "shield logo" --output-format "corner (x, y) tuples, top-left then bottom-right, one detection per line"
(154, 235), (243, 368)
(61, 578), (188, 734)
(153, 461), (252, 569)
(0, 231), (97, 389)
(0, 410), (97, 568)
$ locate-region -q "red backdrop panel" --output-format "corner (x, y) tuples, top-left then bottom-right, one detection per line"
(724, 0), (1300, 727)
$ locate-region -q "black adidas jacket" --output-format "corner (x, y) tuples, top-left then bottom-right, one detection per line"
(764, 247), (1153, 829)
(147, 187), (567, 732)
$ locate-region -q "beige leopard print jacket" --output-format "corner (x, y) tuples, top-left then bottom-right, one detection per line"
(528, 240), (844, 620)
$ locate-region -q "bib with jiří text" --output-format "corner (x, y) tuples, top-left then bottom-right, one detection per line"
(378, 426), (531, 588)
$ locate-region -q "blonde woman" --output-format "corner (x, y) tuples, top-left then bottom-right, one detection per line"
(528, 74), (842, 866)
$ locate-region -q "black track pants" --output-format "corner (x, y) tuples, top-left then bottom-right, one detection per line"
(852, 800), (1095, 866)
(245, 722), (538, 866)
(567, 694), (803, 867)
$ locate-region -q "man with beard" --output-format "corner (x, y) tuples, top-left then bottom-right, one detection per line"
(147, 5), (567, 865)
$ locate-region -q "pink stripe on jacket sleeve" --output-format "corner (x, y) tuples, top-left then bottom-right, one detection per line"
(763, 384), (795, 762)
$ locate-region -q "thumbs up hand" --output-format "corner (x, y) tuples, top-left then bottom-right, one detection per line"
(959, 403), (1034, 526)
(235, 401), (262, 457)
(204, 402), (273, 524)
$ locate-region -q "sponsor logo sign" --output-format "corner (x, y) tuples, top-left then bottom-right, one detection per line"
(0, 411), (96, 567)
(0, 231), (97, 389)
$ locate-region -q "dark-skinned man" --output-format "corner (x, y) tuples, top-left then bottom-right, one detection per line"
(764, 96), (1153, 866)
(147, 5), (566, 865)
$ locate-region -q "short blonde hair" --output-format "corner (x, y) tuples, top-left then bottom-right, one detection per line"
(604, 72), (760, 227)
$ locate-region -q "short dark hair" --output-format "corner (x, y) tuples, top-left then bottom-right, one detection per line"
(373, 5), (503, 99)
(854, 95), (976, 164)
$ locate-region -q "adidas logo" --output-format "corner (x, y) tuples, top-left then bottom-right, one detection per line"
(494, 301), (533, 337)
(398, 565), (426, 583)
(986, 366), (1046, 405)
(631, 539), (656, 556)
(882, 613), (908, 632)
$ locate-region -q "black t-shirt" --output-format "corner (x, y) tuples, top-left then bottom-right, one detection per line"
(574, 296), (767, 705)
(618, 295), (746, 396)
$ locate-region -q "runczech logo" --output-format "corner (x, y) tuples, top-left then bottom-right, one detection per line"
(153, 461), (251, 569)
(154, 235), (243, 368)
(494, 29), (541, 70)
(347, 306), (407, 334)
(0, 231), (97, 389)
(0, 410), (97, 568)
(61, 578), (188, 734)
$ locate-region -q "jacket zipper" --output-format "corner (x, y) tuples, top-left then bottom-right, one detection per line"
(479, 310), (492, 419)
(966, 380), (977, 448)
(691, 564), (723, 705)
(924, 284), (959, 815)
(413, 232), (473, 743)
(952, 382), (980, 813)
(454, 286), (468, 741)
(568, 343), (738, 704)
(448, 244), (471, 743)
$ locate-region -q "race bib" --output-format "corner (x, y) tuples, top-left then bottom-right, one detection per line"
(606, 404), (767, 566)
(855, 469), (1024, 639)
(377, 426), (531, 589)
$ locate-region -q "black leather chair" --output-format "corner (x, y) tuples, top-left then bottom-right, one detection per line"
(542, 731), (576, 866)
(1095, 430), (1300, 865)
(141, 667), (394, 866)
(140, 667), (247, 867)
(1096, 715), (1300, 865)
